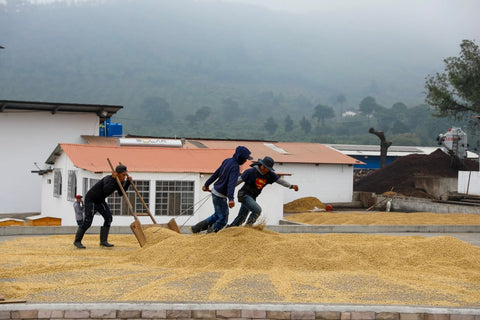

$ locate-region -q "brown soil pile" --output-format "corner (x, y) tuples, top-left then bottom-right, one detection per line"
(1, 226), (480, 307)
(285, 211), (480, 225)
(283, 196), (325, 212)
(354, 149), (479, 198)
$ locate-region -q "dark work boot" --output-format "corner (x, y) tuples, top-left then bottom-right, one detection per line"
(100, 226), (114, 247)
(190, 219), (210, 234)
(246, 214), (259, 226)
(206, 226), (218, 233)
(73, 228), (86, 249)
(229, 214), (247, 227)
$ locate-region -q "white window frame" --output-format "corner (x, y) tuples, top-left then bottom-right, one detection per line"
(53, 169), (62, 198)
(67, 170), (77, 201)
(107, 180), (149, 216)
(155, 180), (194, 216)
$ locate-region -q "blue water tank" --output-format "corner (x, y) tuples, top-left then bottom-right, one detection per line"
(99, 119), (110, 136)
(99, 124), (106, 136)
(107, 123), (123, 137)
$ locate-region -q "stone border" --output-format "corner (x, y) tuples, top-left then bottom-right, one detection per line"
(1, 303), (480, 320)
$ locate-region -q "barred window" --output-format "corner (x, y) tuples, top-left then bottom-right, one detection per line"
(89, 178), (100, 189)
(107, 180), (150, 216)
(82, 178), (89, 197)
(67, 170), (77, 201)
(53, 169), (62, 197)
(155, 181), (194, 216)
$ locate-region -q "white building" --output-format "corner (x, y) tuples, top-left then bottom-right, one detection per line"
(0, 100), (122, 215)
(40, 139), (361, 226)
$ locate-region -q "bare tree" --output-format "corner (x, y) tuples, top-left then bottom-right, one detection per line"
(369, 128), (392, 168)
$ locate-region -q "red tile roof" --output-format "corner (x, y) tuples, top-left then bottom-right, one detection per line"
(59, 144), (241, 173)
(77, 136), (362, 167)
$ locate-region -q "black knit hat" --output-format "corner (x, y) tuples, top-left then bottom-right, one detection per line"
(115, 165), (127, 173)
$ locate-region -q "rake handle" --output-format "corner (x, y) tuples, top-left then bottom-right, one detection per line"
(119, 162), (157, 224)
(107, 158), (139, 222)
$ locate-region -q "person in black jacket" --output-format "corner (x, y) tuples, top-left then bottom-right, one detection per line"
(190, 146), (252, 234)
(228, 156), (298, 227)
(73, 165), (132, 249)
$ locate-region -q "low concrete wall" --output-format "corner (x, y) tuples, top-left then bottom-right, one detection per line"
(0, 302), (479, 320)
(375, 196), (480, 214)
(414, 177), (458, 199)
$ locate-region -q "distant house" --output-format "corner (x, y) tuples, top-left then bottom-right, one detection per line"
(40, 139), (361, 226)
(0, 100), (122, 216)
(341, 110), (358, 117)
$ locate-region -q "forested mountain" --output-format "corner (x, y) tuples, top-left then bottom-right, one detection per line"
(0, 0), (478, 146)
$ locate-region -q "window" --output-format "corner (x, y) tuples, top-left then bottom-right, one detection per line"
(53, 169), (62, 197)
(155, 181), (194, 216)
(89, 178), (100, 189)
(82, 178), (89, 197)
(107, 180), (150, 216)
(67, 170), (77, 201)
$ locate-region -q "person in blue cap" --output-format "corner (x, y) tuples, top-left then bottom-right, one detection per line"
(228, 156), (299, 227)
(190, 146), (252, 233)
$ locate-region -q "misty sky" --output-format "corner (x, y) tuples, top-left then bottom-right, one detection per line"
(14, 0), (480, 52)
(228, 0), (480, 46)
(2, 0), (480, 108)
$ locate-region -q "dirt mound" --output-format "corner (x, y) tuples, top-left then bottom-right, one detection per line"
(354, 149), (478, 198)
(1, 230), (480, 306)
(283, 197), (325, 212)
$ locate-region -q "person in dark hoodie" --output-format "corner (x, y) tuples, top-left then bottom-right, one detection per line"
(190, 146), (252, 234)
(73, 165), (132, 249)
(228, 156), (298, 227)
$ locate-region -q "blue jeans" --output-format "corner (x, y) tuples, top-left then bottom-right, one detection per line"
(230, 194), (262, 226)
(205, 193), (229, 232)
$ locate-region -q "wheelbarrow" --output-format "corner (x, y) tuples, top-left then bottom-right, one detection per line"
(107, 158), (180, 247)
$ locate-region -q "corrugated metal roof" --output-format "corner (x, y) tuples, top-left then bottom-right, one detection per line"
(57, 144), (240, 173)
(185, 140), (361, 165)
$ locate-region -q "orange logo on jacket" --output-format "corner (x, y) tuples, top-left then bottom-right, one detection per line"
(255, 178), (267, 189)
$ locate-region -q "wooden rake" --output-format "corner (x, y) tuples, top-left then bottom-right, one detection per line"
(107, 158), (180, 247)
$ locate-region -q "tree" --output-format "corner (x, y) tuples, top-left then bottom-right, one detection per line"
(369, 128), (392, 168)
(391, 120), (409, 134)
(312, 104), (335, 126)
(221, 97), (241, 120)
(392, 102), (408, 113)
(284, 114), (294, 132)
(140, 97), (173, 124)
(300, 116), (311, 134)
(264, 116), (278, 134)
(425, 40), (480, 119)
(336, 93), (347, 107)
(195, 106), (211, 122)
(359, 96), (381, 116)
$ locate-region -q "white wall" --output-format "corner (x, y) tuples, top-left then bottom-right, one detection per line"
(0, 111), (100, 214)
(458, 171), (480, 195)
(41, 154), (286, 226)
(195, 174), (286, 226)
(275, 163), (354, 204)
